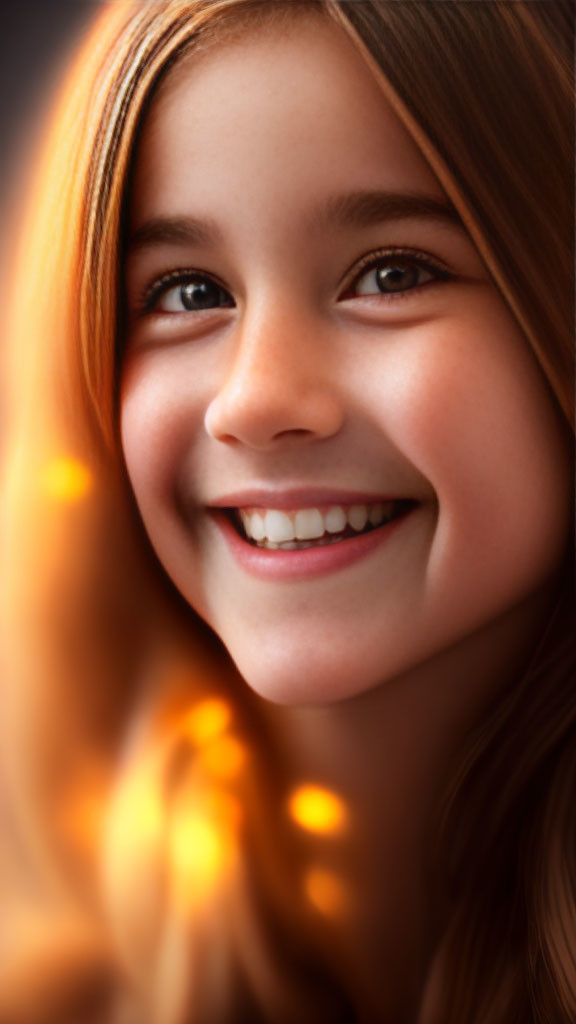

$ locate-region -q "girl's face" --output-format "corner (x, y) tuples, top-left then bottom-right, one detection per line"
(121, 18), (571, 704)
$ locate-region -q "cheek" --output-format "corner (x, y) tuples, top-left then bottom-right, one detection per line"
(120, 353), (205, 508)
(379, 310), (572, 604)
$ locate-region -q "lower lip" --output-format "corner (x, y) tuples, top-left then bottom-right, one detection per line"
(212, 508), (415, 581)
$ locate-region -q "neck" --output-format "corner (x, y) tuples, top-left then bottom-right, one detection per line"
(262, 583), (557, 1022)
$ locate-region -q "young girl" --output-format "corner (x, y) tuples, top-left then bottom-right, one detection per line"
(0, 2), (573, 1022)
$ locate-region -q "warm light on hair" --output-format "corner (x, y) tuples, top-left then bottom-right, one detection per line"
(108, 759), (164, 850)
(58, 765), (108, 852)
(0, 2), (572, 1022)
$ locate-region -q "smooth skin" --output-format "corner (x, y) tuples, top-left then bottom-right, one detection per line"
(121, 16), (571, 1021)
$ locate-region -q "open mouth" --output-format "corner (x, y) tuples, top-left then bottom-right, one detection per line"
(224, 499), (417, 550)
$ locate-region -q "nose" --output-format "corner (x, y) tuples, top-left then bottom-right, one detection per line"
(204, 302), (344, 449)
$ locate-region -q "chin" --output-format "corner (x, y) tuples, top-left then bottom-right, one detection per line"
(222, 640), (385, 707)
(240, 673), (359, 708)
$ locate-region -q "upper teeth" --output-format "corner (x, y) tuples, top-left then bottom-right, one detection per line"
(239, 502), (393, 544)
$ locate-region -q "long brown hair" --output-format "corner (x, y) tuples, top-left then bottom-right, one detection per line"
(0, 2), (573, 1022)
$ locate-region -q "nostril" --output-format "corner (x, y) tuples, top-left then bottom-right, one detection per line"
(273, 427), (315, 440)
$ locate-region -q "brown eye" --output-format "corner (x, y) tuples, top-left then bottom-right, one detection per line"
(161, 277), (233, 312)
(354, 259), (434, 296)
(145, 273), (234, 313)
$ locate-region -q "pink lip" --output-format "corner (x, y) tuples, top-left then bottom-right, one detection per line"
(211, 504), (416, 582)
(209, 487), (402, 510)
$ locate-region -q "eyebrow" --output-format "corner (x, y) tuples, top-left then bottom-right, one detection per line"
(128, 215), (222, 253)
(127, 189), (462, 254)
(311, 189), (462, 231)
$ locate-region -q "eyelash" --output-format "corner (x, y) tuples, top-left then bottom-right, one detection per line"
(140, 269), (232, 314)
(138, 247), (453, 315)
(340, 246), (452, 300)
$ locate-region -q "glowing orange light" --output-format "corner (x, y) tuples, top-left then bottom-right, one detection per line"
(209, 790), (243, 830)
(110, 772), (163, 852)
(171, 814), (224, 884)
(304, 868), (347, 917)
(182, 699), (232, 746)
(199, 736), (247, 779)
(40, 456), (92, 502)
(288, 784), (347, 835)
(101, 762), (166, 916)
(131, 787), (164, 840)
(169, 792), (240, 908)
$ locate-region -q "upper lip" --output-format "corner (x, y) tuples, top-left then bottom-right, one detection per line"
(208, 487), (410, 509)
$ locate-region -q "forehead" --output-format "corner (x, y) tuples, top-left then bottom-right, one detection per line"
(130, 16), (444, 228)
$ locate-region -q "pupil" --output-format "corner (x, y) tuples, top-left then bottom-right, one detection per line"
(180, 279), (222, 310)
(376, 264), (418, 293)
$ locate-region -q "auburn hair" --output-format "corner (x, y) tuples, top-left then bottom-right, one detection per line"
(0, 2), (573, 1022)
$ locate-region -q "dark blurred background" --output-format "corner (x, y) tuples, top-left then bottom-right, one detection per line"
(2, 1), (97, 200)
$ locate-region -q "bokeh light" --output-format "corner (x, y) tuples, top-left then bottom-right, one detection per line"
(304, 867), (348, 917)
(182, 699), (232, 746)
(109, 767), (164, 855)
(169, 791), (241, 908)
(40, 456), (92, 502)
(198, 736), (247, 779)
(288, 784), (348, 835)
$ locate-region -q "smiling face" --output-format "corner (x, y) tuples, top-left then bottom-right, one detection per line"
(120, 16), (571, 705)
